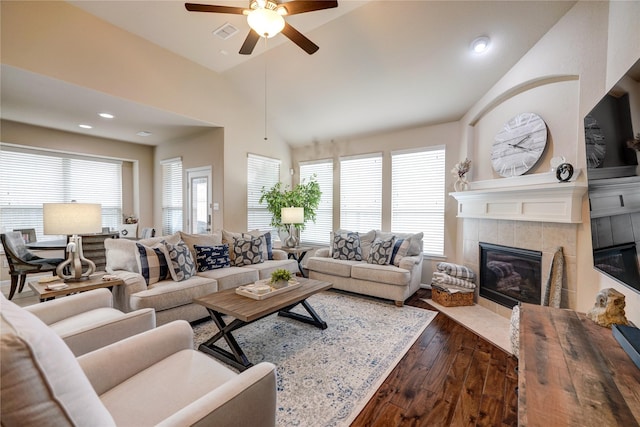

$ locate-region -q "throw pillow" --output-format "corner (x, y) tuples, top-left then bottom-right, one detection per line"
(232, 236), (264, 266)
(222, 230), (254, 263)
(164, 240), (197, 282)
(247, 229), (272, 261)
(367, 236), (395, 265)
(332, 232), (362, 261)
(194, 244), (230, 272)
(390, 238), (409, 267)
(135, 242), (170, 286)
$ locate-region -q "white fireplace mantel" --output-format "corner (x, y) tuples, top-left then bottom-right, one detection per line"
(450, 171), (588, 223)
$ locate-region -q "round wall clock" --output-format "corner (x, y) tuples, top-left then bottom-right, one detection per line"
(583, 114), (606, 169)
(491, 112), (549, 178)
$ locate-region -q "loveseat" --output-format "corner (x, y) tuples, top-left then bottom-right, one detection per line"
(105, 230), (298, 325)
(306, 230), (424, 306)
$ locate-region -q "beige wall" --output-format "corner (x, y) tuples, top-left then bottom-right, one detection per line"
(0, 0), (294, 233)
(459, 0), (640, 325)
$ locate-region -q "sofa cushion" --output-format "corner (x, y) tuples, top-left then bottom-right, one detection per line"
(306, 257), (359, 278)
(242, 259), (299, 280)
(197, 266), (259, 291)
(135, 242), (171, 286)
(367, 237), (395, 265)
(164, 240), (197, 282)
(332, 232), (362, 261)
(232, 236), (264, 266)
(376, 231), (423, 256)
(194, 244), (230, 271)
(351, 263), (411, 286)
(0, 295), (115, 426)
(106, 233), (181, 274)
(179, 231), (223, 262)
(329, 229), (375, 259)
(129, 276), (217, 312)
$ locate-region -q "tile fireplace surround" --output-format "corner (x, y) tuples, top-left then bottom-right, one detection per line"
(451, 172), (588, 318)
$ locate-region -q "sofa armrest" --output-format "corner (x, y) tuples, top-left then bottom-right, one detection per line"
(25, 288), (113, 325)
(399, 255), (422, 270)
(271, 249), (287, 261)
(78, 320), (193, 395)
(156, 362), (277, 427)
(63, 308), (156, 357)
(314, 247), (330, 258)
(108, 270), (147, 312)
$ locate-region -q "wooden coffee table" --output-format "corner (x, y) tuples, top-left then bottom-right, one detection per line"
(28, 272), (124, 302)
(194, 278), (332, 371)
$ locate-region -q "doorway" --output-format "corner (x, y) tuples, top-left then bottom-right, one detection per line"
(186, 167), (212, 234)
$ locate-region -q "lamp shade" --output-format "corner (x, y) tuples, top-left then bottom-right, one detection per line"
(247, 8), (285, 38)
(43, 203), (102, 235)
(281, 207), (304, 224)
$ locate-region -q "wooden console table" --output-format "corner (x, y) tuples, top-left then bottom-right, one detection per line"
(518, 303), (640, 426)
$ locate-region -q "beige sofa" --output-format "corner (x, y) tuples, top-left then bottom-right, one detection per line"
(1, 296), (277, 427)
(105, 230), (298, 325)
(306, 230), (424, 306)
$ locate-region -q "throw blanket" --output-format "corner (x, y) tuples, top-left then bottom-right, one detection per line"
(436, 262), (476, 281)
(432, 271), (476, 289)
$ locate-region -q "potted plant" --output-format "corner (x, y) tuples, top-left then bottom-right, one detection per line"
(270, 268), (293, 289)
(259, 176), (322, 232)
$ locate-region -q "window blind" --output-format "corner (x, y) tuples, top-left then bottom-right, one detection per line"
(339, 153), (382, 232)
(391, 147), (446, 255)
(0, 145), (122, 241)
(247, 153), (281, 234)
(161, 158), (183, 235)
(299, 159), (333, 245)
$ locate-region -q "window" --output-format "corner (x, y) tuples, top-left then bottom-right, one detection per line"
(299, 160), (333, 245)
(0, 145), (122, 241)
(391, 147), (445, 255)
(339, 153), (382, 232)
(247, 153), (281, 233)
(161, 157), (183, 235)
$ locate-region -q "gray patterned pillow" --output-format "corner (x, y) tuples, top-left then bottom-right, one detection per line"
(164, 240), (197, 282)
(332, 232), (362, 261)
(367, 237), (395, 265)
(233, 236), (264, 266)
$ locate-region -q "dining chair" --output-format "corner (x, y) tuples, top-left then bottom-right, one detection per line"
(1, 232), (64, 300)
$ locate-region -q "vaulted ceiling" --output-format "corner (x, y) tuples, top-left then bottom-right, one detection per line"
(1, 1), (576, 147)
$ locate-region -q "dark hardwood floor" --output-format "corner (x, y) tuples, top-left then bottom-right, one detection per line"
(351, 288), (518, 427)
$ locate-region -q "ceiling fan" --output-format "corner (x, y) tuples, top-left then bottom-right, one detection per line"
(185, 1), (338, 55)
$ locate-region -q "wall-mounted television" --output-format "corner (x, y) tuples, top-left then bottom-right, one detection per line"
(585, 57), (640, 295)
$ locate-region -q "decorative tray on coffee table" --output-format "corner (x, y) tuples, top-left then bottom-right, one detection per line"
(235, 279), (301, 300)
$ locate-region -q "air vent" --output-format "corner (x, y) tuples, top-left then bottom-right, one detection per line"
(213, 23), (239, 40)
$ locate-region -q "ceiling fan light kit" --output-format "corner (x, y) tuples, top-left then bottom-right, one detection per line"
(185, 1), (338, 55)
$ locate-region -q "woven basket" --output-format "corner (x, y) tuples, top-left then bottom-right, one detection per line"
(432, 287), (474, 307)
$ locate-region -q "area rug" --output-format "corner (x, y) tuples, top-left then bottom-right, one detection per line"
(192, 290), (437, 426)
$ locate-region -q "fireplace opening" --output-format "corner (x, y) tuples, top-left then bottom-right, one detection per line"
(479, 242), (542, 308)
(594, 242), (640, 293)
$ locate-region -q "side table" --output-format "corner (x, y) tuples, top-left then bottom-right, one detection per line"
(279, 246), (312, 277)
(28, 272), (124, 302)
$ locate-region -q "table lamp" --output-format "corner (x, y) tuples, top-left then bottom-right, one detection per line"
(43, 202), (102, 282)
(281, 207), (304, 248)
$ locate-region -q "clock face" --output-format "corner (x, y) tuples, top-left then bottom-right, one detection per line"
(491, 112), (548, 178)
(584, 114), (606, 169)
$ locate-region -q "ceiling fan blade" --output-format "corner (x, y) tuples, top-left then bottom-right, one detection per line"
(239, 30), (260, 55)
(184, 3), (246, 14)
(279, 1), (338, 16)
(281, 22), (319, 54)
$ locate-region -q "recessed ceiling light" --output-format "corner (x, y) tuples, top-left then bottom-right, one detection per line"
(471, 36), (490, 54)
(78, 124), (93, 129)
(136, 131), (152, 137)
(99, 112), (115, 119)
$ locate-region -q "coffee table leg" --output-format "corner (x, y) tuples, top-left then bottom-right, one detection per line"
(278, 299), (328, 330)
(198, 309), (253, 372)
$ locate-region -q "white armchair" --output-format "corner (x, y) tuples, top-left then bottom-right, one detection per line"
(23, 288), (155, 356)
(1, 296), (278, 427)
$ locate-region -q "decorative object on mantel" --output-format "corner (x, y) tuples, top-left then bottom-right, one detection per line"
(555, 162), (574, 182)
(627, 132), (640, 176)
(452, 158), (471, 191)
(543, 246), (564, 308)
(586, 288), (629, 328)
(549, 155), (566, 172)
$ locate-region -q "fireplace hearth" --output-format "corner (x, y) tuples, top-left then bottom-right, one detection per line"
(479, 242), (542, 308)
